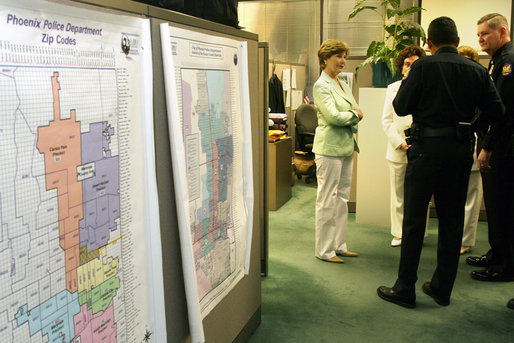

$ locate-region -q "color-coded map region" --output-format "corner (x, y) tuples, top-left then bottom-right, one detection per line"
(4, 68), (121, 342)
(0, 2), (164, 342)
(182, 69), (235, 302)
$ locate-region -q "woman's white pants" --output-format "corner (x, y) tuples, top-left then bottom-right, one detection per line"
(315, 155), (353, 260)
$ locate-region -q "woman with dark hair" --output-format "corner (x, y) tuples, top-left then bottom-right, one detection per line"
(382, 45), (426, 247)
(313, 39), (364, 263)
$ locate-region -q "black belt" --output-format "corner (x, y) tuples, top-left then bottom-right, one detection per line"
(422, 127), (456, 137)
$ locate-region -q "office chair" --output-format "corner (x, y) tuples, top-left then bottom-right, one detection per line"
(294, 104), (318, 183)
(295, 104), (317, 152)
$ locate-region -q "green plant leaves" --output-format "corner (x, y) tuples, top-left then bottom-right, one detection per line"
(384, 58), (398, 77)
(347, 0), (426, 78)
(366, 41), (385, 60)
(348, 6), (378, 20)
(383, 0), (400, 9)
(386, 8), (402, 19)
(396, 22), (427, 45)
(400, 6), (424, 18)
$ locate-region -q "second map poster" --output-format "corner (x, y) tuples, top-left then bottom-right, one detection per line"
(160, 24), (253, 342)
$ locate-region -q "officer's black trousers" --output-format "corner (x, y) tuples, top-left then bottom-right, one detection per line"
(480, 139), (514, 275)
(392, 137), (473, 301)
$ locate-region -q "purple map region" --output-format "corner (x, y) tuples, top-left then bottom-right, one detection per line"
(82, 122), (114, 161)
(79, 122), (120, 252)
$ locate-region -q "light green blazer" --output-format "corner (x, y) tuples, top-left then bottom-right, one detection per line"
(312, 71), (360, 157)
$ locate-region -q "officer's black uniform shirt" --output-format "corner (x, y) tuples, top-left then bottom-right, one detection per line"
(490, 41), (514, 122)
(480, 41), (514, 149)
(393, 46), (504, 146)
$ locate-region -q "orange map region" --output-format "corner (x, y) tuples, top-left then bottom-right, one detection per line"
(37, 72), (83, 293)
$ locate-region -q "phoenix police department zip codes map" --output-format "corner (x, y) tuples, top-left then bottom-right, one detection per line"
(0, 1), (165, 342)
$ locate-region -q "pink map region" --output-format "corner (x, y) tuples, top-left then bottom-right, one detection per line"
(73, 302), (117, 342)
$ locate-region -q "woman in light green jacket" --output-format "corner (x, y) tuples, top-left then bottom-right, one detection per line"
(313, 39), (364, 263)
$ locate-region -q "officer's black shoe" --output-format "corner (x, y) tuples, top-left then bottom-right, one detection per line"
(377, 286), (416, 308)
(507, 298), (514, 309)
(465, 255), (488, 267)
(470, 269), (514, 282)
(422, 282), (450, 306)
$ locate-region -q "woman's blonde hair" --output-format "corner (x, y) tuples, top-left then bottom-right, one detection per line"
(457, 45), (479, 62)
(318, 39), (350, 69)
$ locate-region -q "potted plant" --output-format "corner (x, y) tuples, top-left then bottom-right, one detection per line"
(348, 0), (426, 87)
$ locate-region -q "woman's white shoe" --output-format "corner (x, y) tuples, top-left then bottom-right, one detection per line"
(391, 238), (402, 247)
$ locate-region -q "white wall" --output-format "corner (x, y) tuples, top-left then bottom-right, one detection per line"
(421, 0), (512, 54)
(355, 88), (390, 226)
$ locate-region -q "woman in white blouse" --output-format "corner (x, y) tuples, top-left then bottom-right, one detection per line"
(382, 45), (426, 247)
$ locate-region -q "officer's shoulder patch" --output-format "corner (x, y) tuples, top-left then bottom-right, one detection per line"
(502, 62), (512, 76)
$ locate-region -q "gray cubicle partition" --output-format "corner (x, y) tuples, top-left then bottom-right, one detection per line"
(258, 42), (269, 277)
(72, 1), (264, 342)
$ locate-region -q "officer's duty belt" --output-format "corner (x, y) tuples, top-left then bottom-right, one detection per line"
(422, 127), (455, 137)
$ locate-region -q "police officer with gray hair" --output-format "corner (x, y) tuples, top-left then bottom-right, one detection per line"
(464, 13), (514, 309)
(377, 16), (505, 308)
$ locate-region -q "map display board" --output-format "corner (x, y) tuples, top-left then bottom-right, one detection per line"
(160, 24), (253, 342)
(0, 1), (166, 342)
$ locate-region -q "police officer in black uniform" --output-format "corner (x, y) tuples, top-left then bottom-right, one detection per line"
(464, 13), (514, 307)
(377, 16), (505, 308)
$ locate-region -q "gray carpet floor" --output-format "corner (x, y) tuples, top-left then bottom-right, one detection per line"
(249, 183), (513, 343)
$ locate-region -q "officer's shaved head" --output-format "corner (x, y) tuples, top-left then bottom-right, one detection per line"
(428, 16), (459, 46)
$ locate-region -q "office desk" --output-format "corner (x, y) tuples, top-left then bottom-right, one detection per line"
(268, 137), (292, 210)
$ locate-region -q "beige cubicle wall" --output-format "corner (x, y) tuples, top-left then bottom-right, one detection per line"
(71, 1), (264, 342)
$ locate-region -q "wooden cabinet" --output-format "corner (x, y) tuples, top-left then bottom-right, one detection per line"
(268, 137), (292, 210)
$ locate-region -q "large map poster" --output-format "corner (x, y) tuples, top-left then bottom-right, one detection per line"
(160, 24), (253, 342)
(0, 1), (166, 342)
